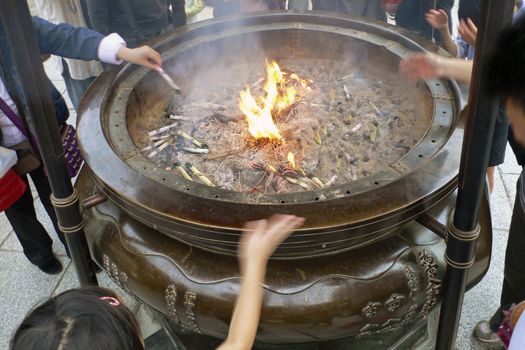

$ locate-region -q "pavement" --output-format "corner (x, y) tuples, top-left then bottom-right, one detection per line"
(1, 2), (522, 349)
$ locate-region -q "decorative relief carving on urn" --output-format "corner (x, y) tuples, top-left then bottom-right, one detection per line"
(417, 250), (442, 318)
(404, 265), (420, 297)
(164, 283), (202, 335)
(358, 323), (381, 334)
(385, 294), (406, 313)
(401, 304), (419, 326)
(362, 301), (383, 318)
(357, 249), (442, 338)
(103, 254), (129, 292)
(357, 320), (401, 338)
(361, 293), (407, 319)
(165, 283), (181, 325)
(182, 291), (202, 334)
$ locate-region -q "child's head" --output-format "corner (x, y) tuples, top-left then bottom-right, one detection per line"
(458, 0), (481, 28)
(486, 18), (525, 146)
(11, 286), (144, 350)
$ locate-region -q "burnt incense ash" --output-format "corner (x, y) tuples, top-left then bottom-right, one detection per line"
(137, 58), (430, 194)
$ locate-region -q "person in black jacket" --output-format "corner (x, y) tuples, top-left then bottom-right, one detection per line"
(207, 0), (285, 18)
(86, 0), (186, 48)
(311, 0), (386, 21)
(0, 16), (162, 275)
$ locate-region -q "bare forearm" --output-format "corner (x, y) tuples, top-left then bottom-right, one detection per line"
(439, 28), (458, 57)
(437, 57), (473, 83)
(217, 262), (266, 350)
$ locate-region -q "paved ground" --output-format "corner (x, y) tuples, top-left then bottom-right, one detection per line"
(1, 2), (522, 349)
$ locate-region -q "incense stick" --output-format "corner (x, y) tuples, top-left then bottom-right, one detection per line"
(156, 67), (181, 92)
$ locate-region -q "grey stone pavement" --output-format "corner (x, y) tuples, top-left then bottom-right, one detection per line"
(1, 1), (522, 349)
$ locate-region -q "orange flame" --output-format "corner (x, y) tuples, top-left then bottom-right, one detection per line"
(239, 61), (310, 141)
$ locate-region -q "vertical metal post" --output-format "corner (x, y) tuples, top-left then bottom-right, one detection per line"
(0, 1), (97, 285)
(435, 0), (514, 348)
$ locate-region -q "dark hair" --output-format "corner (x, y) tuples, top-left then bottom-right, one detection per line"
(458, 0), (481, 28)
(485, 17), (525, 111)
(11, 286), (144, 350)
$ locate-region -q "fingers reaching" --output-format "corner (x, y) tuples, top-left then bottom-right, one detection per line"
(265, 215), (305, 246)
(239, 215), (304, 264)
(425, 9), (448, 29)
(467, 18), (478, 37)
(467, 18), (478, 32)
(145, 47), (163, 68)
(458, 18), (478, 47)
(117, 46), (164, 71)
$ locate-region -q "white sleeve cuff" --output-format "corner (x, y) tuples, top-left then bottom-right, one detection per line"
(97, 33), (126, 65)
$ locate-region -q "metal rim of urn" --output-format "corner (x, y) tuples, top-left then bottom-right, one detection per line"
(78, 12), (462, 258)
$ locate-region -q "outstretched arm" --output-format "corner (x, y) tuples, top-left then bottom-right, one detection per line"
(400, 52), (473, 83)
(426, 9), (458, 57)
(32, 16), (162, 70)
(217, 215), (304, 350)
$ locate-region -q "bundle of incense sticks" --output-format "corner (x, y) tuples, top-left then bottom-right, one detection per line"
(174, 162), (192, 181)
(169, 114), (192, 121)
(186, 163), (215, 187)
(299, 169), (324, 188)
(148, 123), (177, 137)
(142, 136), (171, 152)
(147, 140), (171, 158)
(175, 130), (205, 148)
(156, 67), (181, 92)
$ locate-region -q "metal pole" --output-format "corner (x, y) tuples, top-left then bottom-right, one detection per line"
(0, 1), (97, 285)
(435, 0), (514, 348)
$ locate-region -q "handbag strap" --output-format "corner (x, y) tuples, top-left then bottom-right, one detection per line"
(0, 95), (41, 157)
(0, 95), (28, 137)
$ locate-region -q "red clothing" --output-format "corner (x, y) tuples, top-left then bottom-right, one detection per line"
(0, 169), (26, 212)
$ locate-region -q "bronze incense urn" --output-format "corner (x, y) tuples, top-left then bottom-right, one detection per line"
(76, 12), (492, 348)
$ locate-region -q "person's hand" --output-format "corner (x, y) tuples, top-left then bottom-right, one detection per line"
(458, 18), (478, 47)
(425, 9), (449, 30)
(117, 46), (162, 71)
(239, 215), (304, 270)
(399, 52), (445, 82)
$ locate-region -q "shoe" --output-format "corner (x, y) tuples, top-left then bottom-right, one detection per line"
(38, 256), (63, 275)
(473, 320), (502, 344)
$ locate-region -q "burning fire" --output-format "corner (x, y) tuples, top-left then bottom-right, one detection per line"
(239, 61), (310, 141)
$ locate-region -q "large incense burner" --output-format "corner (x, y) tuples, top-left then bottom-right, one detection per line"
(77, 12), (492, 348)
